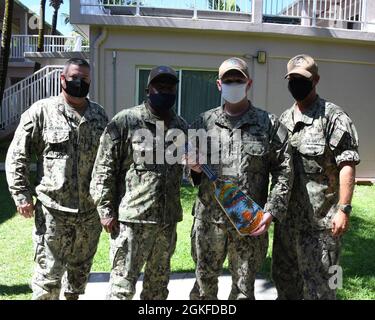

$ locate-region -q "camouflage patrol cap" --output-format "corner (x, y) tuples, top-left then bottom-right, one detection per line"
(219, 57), (250, 79)
(147, 66), (179, 86)
(285, 54), (319, 79)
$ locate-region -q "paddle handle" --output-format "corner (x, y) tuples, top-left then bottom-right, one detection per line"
(185, 142), (217, 181)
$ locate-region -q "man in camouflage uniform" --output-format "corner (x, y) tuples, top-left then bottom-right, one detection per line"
(187, 57), (293, 300)
(272, 54), (360, 300)
(5, 58), (108, 300)
(90, 66), (188, 300)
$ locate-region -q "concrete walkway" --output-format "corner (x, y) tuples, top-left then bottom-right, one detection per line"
(78, 272), (277, 300)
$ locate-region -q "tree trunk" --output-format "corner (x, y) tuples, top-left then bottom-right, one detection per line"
(0, 0), (15, 126)
(51, 8), (58, 35)
(34, 0), (47, 72)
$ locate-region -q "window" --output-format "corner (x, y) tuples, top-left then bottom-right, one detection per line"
(137, 68), (221, 124)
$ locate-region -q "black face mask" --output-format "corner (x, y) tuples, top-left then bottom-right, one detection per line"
(148, 92), (176, 112)
(63, 78), (90, 98)
(288, 78), (313, 101)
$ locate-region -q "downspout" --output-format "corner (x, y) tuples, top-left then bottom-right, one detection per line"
(112, 51), (117, 117)
(92, 28), (108, 103)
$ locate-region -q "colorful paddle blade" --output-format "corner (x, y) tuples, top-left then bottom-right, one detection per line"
(214, 180), (264, 236)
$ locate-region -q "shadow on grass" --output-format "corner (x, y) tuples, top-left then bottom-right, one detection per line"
(172, 268), (196, 274)
(259, 256), (272, 279)
(0, 284), (32, 296)
(0, 173), (16, 224)
(0, 140), (11, 162)
(0, 138), (37, 225)
(0, 172), (37, 225)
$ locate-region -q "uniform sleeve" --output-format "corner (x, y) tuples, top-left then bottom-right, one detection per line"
(327, 112), (360, 166)
(263, 119), (294, 223)
(90, 119), (128, 219)
(5, 107), (40, 207)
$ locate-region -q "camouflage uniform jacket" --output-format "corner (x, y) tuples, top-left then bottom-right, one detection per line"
(6, 95), (108, 213)
(190, 103), (294, 224)
(279, 96), (360, 229)
(90, 103), (188, 224)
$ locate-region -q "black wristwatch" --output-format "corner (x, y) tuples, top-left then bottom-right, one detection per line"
(338, 204), (352, 215)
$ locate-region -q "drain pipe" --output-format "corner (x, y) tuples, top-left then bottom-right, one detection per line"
(112, 50), (117, 117)
(92, 28), (108, 103)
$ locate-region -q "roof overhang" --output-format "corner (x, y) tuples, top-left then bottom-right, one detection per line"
(24, 51), (89, 64)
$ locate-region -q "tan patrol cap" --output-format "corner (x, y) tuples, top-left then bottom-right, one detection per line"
(147, 65), (179, 86)
(285, 54), (318, 79)
(219, 57), (250, 79)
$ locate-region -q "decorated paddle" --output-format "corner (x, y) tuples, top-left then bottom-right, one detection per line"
(184, 142), (264, 236)
(200, 164), (264, 236)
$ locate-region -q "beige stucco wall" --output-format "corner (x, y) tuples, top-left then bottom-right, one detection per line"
(90, 27), (375, 179)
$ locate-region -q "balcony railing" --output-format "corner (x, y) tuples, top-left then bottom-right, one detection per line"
(10, 35), (90, 59)
(80, 0), (253, 17)
(79, 0), (374, 31)
(263, 0), (368, 29)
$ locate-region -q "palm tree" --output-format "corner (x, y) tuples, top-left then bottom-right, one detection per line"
(37, 0), (47, 53)
(0, 0), (15, 119)
(60, 12), (70, 26)
(60, 13), (89, 47)
(50, 0), (63, 35)
(208, 0), (240, 12)
(34, 0), (46, 72)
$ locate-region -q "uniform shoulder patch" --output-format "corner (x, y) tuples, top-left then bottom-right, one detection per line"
(107, 121), (121, 141)
(22, 112), (34, 132)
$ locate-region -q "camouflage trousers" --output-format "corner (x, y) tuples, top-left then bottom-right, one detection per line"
(31, 201), (102, 300)
(272, 220), (342, 300)
(108, 222), (177, 300)
(190, 217), (268, 300)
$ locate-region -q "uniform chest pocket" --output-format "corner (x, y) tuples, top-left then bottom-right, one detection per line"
(243, 142), (268, 156)
(297, 142), (325, 174)
(298, 143), (325, 156)
(242, 137), (269, 173)
(243, 136), (269, 156)
(44, 129), (71, 159)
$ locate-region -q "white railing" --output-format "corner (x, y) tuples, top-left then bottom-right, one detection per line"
(80, 0), (374, 30)
(0, 65), (64, 129)
(80, 0), (253, 16)
(263, 0), (369, 29)
(10, 35), (89, 59)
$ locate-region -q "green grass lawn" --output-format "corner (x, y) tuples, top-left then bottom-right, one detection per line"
(0, 174), (374, 300)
